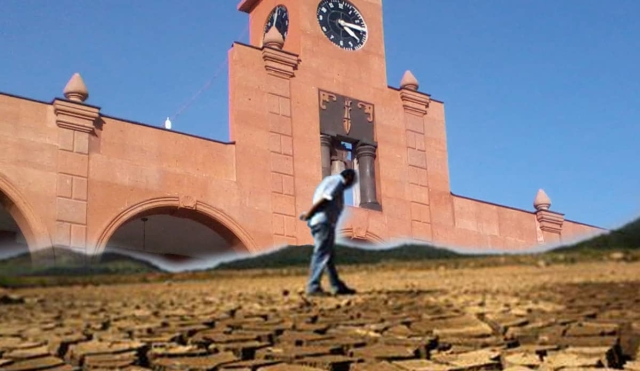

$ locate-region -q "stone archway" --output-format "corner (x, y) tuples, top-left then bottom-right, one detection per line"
(95, 197), (257, 264)
(0, 173), (52, 256)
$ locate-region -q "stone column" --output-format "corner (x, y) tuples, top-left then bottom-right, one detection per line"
(355, 142), (382, 211)
(52, 73), (100, 257)
(331, 160), (346, 175)
(330, 141), (348, 175)
(399, 70), (433, 241)
(352, 156), (361, 206)
(262, 27), (301, 247)
(533, 189), (564, 244)
(320, 134), (332, 179)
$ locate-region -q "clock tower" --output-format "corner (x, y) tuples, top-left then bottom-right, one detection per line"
(229, 0), (455, 247)
(239, 0), (388, 89)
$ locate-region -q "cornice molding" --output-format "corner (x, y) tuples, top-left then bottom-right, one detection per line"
(53, 99), (100, 133)
(262, 47), (300, 79)
(399, 88), (430, 116)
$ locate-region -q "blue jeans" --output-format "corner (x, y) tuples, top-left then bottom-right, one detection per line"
(306, 222), (346, 293)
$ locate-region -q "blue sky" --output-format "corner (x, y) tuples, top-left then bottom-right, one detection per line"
(1, 0), (639, 231)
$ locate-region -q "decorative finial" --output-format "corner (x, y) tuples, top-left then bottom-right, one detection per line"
(263, 27), (284, 49)
(63, 73), (89, 102)
(164, 117), (172, 130)
(400, 70), (419, 91)
(534, 189), (551, 211)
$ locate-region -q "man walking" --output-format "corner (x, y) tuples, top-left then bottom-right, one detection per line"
(299, 169), (358, 296)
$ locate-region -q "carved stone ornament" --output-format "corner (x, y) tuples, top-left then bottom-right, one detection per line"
(179, 195), (197, 209)
(318, 89), (375, 143)
(400, 70), (419, 91)
(399, 89), (430, 116)
(536, 209), (564, 233)
(63, 73), (89, 102)
(319, 91), (337, 110)
(533, 189), (551, 211)
(262, 47), (300, 79)
(263, 26), (284, 49)
(53, 99), (100, 134)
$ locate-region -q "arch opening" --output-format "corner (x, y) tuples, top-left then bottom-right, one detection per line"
(0, 191), (31, 260)
(0, 173), (53, 264)
(102, 205), (251, 271)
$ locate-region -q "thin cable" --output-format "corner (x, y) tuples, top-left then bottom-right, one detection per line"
(168, 23), (251, 122)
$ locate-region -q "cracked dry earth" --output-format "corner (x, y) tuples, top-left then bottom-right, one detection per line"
(1, 261), (640, 371)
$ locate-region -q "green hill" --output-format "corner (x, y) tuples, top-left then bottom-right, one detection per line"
(1, 214), (638, 287)
(550, 216), (640, 254)
(214, 243), (467, 271)
(0, 248), (163, 277)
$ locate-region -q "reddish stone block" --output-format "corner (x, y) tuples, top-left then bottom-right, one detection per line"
(267, 93), (280, 114)
(272, 194), (296, 216)
(405, 115), (424, 134)
(56, 198), (86, 225)
(407, 148), (426, 169)
(53, 221), (71, 247)
(408, 184), (429, 205)
(281, 135), (293, 156)
(414, 133), (426, 151)
(57, 150), (88, 177)
(58, 128), (74, 151)
(272, 214), (285, 236)
(408, 167), (428, 187)
(284, 216), (297, 237)
(266, 75), (290, 98)
(279, 97), (291, 117)
(73, 131), (89, 154)
(271, 173), (283, 194)
(410, 202), (431, 224)
(70, 224), (86, 249)
(72, 177), (87, 201)
(269, 113), (292, 136)
(57, 174), (72, 199)
(282, 175), (295, 196)
(412, 221), (432, 240)
(405, 131), (416, 149)
(271, 153), (294, 175)
(269, 133), (282, 153)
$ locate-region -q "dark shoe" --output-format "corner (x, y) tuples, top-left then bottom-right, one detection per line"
(332, 286), (357, 296)
(306, 289), (330, 297)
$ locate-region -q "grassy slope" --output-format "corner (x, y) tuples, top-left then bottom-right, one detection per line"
(551, 216), (640, 254)
(0, 248), (162, 277)
(214, 243), (466, 270)
(0, 216), (637, 288)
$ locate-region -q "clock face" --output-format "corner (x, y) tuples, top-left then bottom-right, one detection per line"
(264, 5), (289, 40)
(316, 0), (368, 51)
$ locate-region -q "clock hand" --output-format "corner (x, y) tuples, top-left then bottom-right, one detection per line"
(337, 19), (367, 33)
(342, 25), (360, 42)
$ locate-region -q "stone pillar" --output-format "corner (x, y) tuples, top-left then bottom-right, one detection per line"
(355, 142), (382, 211)
(352, 156), (361, 206)
(262, 27), (301, 247)
(52, 73), (100, 257)
(331, 160), (346, 175)
(330, 141), (348, 175)
(533, 189), (564, 244)
(399, 70), (433, 241)
(320, 134), (332, 179)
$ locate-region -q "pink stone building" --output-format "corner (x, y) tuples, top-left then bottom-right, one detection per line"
(0, 0), (604, 263)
